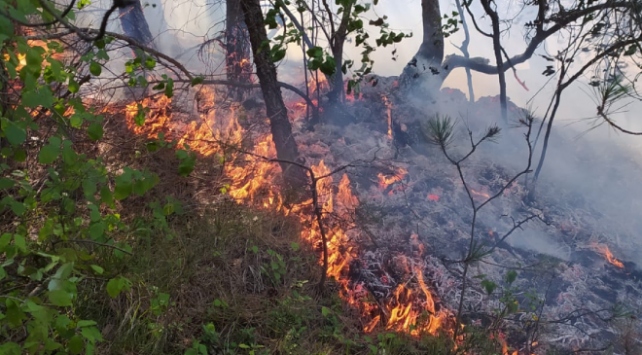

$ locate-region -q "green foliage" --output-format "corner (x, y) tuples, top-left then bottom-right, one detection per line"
(261, 248), (288, 286)
(0, 2), (173, 353)
(265, 0), (411, 94)
(441, 11), (461, 38)
(424, 114), (456, 148)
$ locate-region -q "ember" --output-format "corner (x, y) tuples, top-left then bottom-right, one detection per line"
(428, 194), (440, 202)
(376, 167), (407, 190)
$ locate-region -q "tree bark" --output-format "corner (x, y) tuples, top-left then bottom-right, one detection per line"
(454, 0), (475, 102)
(399, 0), (445, 97)
(118, 0), (154, 48)
(326, 2), (353, 104)
(239, 0), (309, 191)
(226, 0), (252, 99)
(481, 0), (507, 122)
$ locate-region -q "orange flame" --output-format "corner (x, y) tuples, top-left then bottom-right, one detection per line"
(471, 188), (491, 200)
(377, 167), (407, 191)
(122, 86), (450, 341)
(592, 243), (624, 268)
(308, 74), (329, 95)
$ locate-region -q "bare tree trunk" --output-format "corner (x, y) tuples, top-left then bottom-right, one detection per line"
(226, 0), (252, 99)
(399, 0), (445, 97)
(481, 0), (507, 122)
(326, 2), (353, 104)
(455, 0), (475, 102)
(119, 0), (154, 48)
(240, 0), (309, 191)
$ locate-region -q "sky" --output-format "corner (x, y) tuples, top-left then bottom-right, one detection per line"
(76, 0), (642, 142)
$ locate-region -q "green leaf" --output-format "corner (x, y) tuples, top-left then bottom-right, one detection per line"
(106, 276), (131, 298)
(320, 56), (337, 76)
(270, 47), (287, 62)
(0, 177), (14, 189)
(0, 233), (12, 251)
(68, 78), (80, 93)
(0, 342), (21, 355)
(77, 320), (98, 328)
(87, 122), (104, 140)
(176, 150), (196, 176)
(81, 325), (103, 343)
(505, 270), (518, 284)
(48, 289), (73, 307)
(13, 148), (27, 161)
(22, 87), (54, 108)
(306, 46), (323, 58)
(134, 104), (146, 126)
(90, 265), (104, 275)
(144, 57), (156, 70)
(114, 181), (132, 200)
(82, 179), (97, 200)
(54, 262), (74, 280)
(481, 279), (496, 295)
(5, 299), (26, 327)
(100, 186), (114, 205)
(70, 113), (83, 128)
(13, 234), (26, 253)
(164, 77), (174, 98)
(89, 61), (102, 76)
(190, 76), (204, 86)
(38, 140), (61, 164)
(67, 335), (83, 355)
(23, 48), (43, 77)
(88, 221), (105, 240)
(321, 306), (330, 317)
(1, 118), (26, 146)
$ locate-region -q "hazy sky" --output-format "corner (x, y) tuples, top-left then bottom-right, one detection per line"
(78, 0), (642, 139)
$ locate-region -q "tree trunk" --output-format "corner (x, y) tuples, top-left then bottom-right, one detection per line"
(226, 0), (252, 99)
(326, 3), (353, 104)
(239, 0), (309, 191)
(399, 0), (445, 98)
(454, 0), (475, 102)
(118, 0), (154, 48)
(481, 0), (507, 122)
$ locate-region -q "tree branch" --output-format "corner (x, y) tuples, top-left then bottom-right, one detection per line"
(444, 1), (636, 76)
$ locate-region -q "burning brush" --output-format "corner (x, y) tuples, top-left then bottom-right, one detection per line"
(591, 243), (625, 269)
(123, 89), (456, 341)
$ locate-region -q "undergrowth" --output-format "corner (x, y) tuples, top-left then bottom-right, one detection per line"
(83, 200), (463, 355)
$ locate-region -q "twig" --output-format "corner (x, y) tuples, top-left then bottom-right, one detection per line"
(56, 239), (133, 255)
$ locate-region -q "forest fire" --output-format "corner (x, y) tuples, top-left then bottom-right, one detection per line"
(377, 167), (408, 190)
(471, 188), (491, 200)
(592, 243), (625, 269)
(9, 0), (642, 352)
(123, 87), (452, 340)
(308, 74), (329, 95)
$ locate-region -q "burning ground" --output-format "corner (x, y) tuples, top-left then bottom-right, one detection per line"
(105, 74), (642, 354)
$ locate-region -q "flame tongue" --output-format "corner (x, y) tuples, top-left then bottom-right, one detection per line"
(123, 89), (450, 339)
(592, 243), (624, 268)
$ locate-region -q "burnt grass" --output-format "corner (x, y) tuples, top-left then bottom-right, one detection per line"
(298, 79), (642, 354)
(40, 80), (642, 354)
